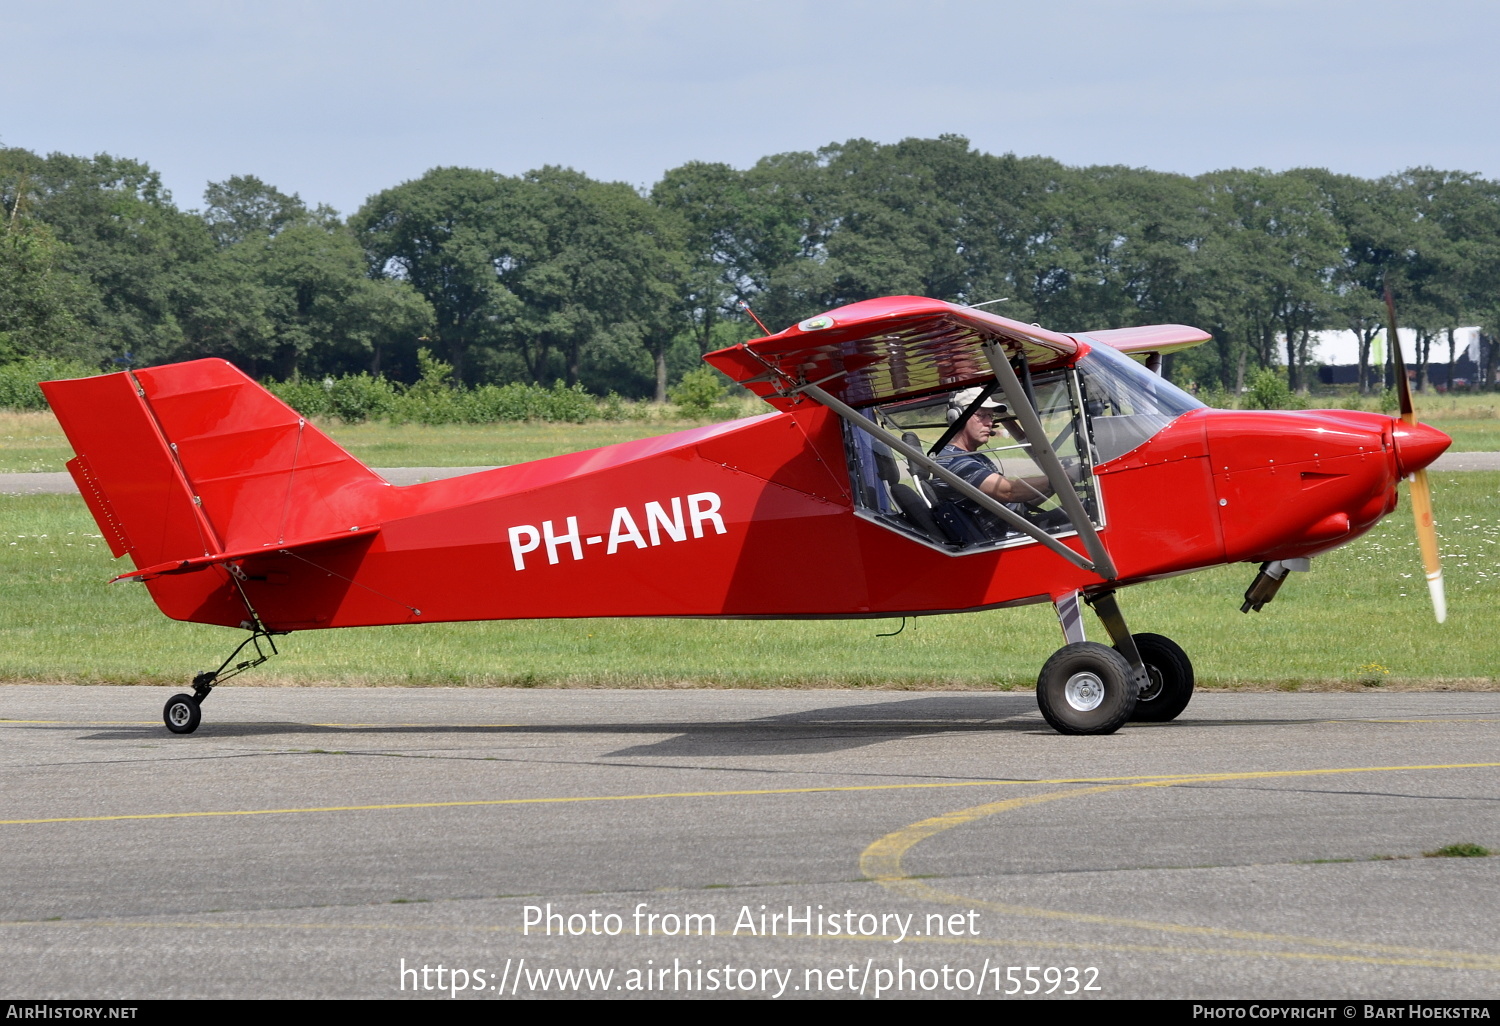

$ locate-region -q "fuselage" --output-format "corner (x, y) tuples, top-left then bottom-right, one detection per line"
(139, 399), (1446, 631)
(43, 351), (1448, 633)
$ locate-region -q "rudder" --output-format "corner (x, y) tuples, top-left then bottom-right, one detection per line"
(44, 370), (217, 569)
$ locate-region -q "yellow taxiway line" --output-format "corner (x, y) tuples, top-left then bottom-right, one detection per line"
(861, 763), (1500, 972)
(3, 761), (1499, 827)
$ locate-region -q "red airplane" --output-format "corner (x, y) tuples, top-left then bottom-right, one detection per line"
(41, 295), (1450, 736)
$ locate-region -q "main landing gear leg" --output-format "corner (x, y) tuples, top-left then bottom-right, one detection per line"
(1036, 590), (1195, 734)
(162, 628), (284, 735)
(1090, 589), (1194, 724)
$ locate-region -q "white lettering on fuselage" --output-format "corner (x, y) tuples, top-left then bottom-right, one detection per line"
(509, 492), (726, 571)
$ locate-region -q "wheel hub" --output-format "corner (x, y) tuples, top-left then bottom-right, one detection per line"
(168, 702), (193, 727)
(1138, 664), (1164, 702)
(1063, 671), (1106, 712)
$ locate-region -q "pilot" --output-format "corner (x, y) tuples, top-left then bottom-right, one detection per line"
(933, 387), (1069, 538)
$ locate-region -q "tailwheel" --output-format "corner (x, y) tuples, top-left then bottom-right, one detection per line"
(159, 629), (283, 735)
(163, 693), (201, 735)
(1120, 632), (1194, 722)
(1036, 642), (1137, 735)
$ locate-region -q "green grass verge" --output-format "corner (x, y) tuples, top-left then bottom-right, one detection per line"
(0, 410), (757, 473)
(2, 474), (1497, 688)
(316, 418), (748, 469)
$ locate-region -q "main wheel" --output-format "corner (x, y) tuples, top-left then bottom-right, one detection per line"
(1036, 642), (1137, 735)
(1119, 633), (1194, 722)
(163, 693), (201, 735)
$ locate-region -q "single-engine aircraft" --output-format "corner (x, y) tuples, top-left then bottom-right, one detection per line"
(41, 295), (1451, 736)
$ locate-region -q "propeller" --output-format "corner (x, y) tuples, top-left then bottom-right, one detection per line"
(1384, 285), (1446, 623)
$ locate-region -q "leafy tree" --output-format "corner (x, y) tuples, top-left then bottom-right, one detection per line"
(656, 148), (838, 335)
(202, 175), (331, 248)
(669, 365), (728, 415)
(4, 150), (220, 367)
(222, 219), (432, 379)
(8, 134), (1500, 406)
(0, 211), (100, 365)
(494, 167), (683, 394)
(195, 176), (434, 379)
(1395, 169), (1500, 390)
(1196, 169), (1344, 392)
(651, 160), (752, 359)
(353, 167), (515, 384)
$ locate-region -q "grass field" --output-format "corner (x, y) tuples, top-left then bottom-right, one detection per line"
(5, 393), (1497, 473)
(1, 472), (1496, 690)
(1383, 394), (1500, 451)
(304, 416), (758, 469)
(0, 408), (760, 472)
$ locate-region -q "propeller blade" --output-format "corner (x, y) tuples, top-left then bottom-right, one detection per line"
(1383, 285), (1415, 421)
(1383, 284), (1445, 623)
(1408, 466), (1446, 623)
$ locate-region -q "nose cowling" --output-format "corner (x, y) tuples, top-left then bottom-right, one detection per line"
(1391, 421), (1451, 477)
(1204, 408), (1402, 564)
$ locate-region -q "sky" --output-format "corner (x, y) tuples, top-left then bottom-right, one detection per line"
(4, 0), (1498, 217)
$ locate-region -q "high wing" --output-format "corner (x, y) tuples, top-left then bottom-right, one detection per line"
(1073, 324), (1215, 358)
(704, 295), (1213, 581)
(704, 295), (1210, 409)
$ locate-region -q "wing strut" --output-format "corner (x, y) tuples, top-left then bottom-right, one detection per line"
(982, 343), (1118, 580)
(797, 382), (1102, 575)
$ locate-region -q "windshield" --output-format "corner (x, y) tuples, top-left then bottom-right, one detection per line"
(1075, 343), (1204, 463)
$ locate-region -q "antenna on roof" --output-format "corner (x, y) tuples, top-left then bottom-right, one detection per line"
(738, 300), (773, 337)
(967, 298), (1010, 309)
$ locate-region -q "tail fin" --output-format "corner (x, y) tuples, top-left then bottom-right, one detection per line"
(43, 359), (387, 577)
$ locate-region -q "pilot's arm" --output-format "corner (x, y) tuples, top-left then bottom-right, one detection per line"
(981, 415), (1060, 503)
(976, 471), (1053, 504)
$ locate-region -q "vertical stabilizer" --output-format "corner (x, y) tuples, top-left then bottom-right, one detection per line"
(43, 360), (389, 625)
(128, 360), (387, 552)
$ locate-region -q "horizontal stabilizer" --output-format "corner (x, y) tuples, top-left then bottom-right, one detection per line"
(111, 526), (381, 583)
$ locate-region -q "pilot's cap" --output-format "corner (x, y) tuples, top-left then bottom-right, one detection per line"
(948, 387), (1005, 414)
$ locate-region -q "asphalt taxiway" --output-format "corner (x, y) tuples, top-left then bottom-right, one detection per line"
(2, 686), (1498, 999)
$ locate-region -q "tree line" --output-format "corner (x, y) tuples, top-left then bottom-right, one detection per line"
(4, 135), (1499, 402)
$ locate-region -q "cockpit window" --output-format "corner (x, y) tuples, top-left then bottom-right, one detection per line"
(1075, 343), (1204, 464)
(842, 368), (1100, 553)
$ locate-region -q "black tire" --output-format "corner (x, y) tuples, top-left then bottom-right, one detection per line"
(1036, 642), (1137, 735)
(1119, 633), (1194, 722)
(163, 693), (201, 735)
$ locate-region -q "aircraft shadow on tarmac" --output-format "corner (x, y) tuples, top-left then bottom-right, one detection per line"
(601, 695), (1047, 756)
(66, 696), (1344, 754)
(70, 694), (1076, 754)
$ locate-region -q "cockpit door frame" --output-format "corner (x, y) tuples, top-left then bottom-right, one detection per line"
(982, 343), (1118, 580)
(798, 381), (1109, 578)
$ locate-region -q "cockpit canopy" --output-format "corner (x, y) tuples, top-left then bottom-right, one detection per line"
(842, 344), (1204, 554)
(1074, 342), (1204, 464)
